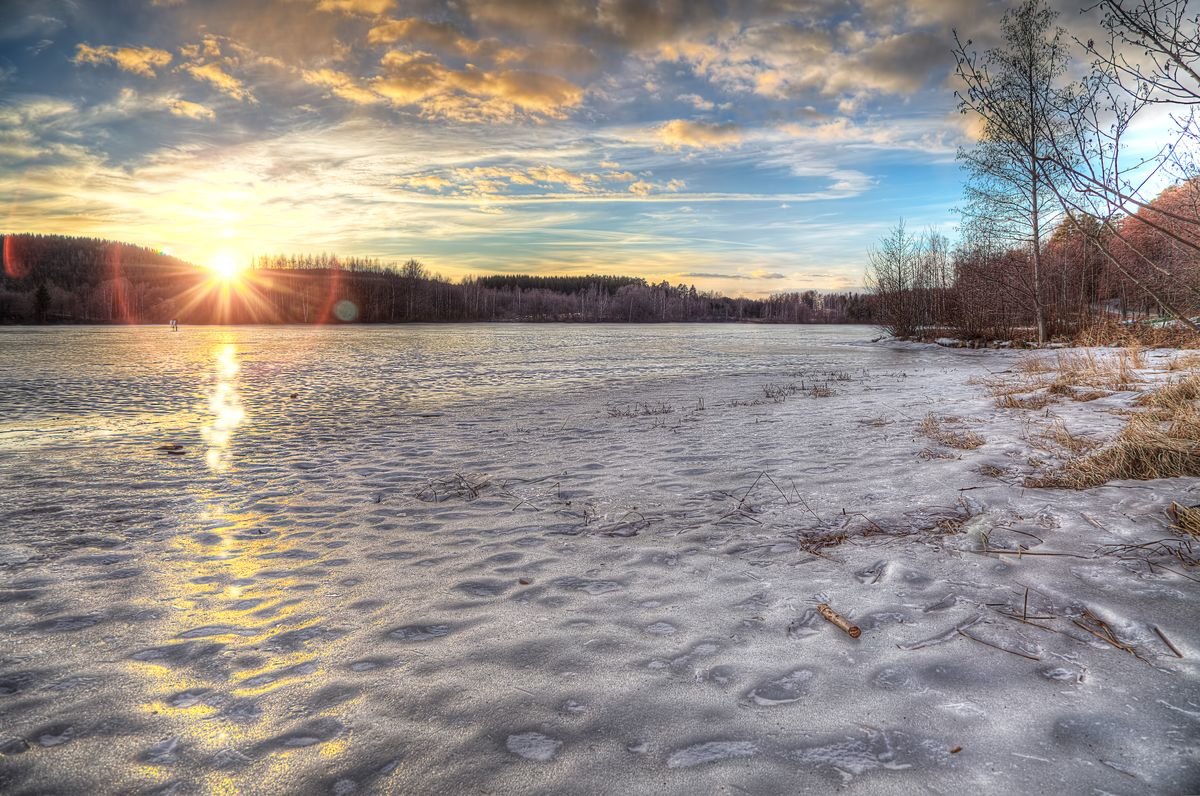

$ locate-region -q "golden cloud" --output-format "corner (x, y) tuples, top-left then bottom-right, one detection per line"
(301, 68), (382, 105)
(526, 165), (598, 192)
(657, 119), (741, 149)
(372, 51), (583, 121)
(73, 44), (173, 78)
(182, 62), (253, 101)
(367, 17), (469, 49)
(478, 70), (584, 115)
(315, 0), (395, 15)
(397, 164), (618, 196)
(399, 174), (455, 191)
(164, 97), (216, 120)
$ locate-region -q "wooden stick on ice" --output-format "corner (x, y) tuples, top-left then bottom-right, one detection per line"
(817, 603), (860, 638)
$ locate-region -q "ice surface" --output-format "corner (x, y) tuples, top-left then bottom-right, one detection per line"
(0, 324), (1198, 794)
(506, 732), (563, 761)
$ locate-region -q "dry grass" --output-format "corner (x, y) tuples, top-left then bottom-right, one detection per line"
(607, 401), (675, 417)
(1050, 349), (1139, 392)
(1016, 356), (1054, 375)
(994, 348), (1142, 409)
(1047, 383), (1109, 402)
(918, 414), (985, 450)
(1026, 384), (1200, 488)
(1033, 419), (1099, 456)
(1169, 503), (1200, 539)
(996, 392), (1053, 410)
(1071, 319), (1200, 349)
(1135, 375), (1200, 408)
(1167, 352), (1200, 372)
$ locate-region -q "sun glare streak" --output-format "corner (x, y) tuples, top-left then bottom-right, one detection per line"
(203, 343), (245, 473)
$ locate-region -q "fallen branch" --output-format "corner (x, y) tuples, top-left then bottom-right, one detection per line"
(1153, 626), (1183, 659)
(817, 603), (860, 638)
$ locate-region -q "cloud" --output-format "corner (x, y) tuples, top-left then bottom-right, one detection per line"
(677, 93), (715, 111)
(0, 13), (65, 41)
(372, 50), (583, 121)
(463, 0), (600, 39)
(367, 17), (470, 49)
(649, 11), (956, 108)
(657, 119), (741, 150)
(73, 43), (173, 77)
(302, 68), (382, 104)
(399, 164), (612, 196)
(314, 0), (395, 15)
(779, 118), (894, 144)
(526, 165), (598, 192)
(831, 31), (946, 95)
(182, 61), (253, 101)
(162, 97), (216, 119)
(681, 270), (785, 280)
(399, 173), (455, 191)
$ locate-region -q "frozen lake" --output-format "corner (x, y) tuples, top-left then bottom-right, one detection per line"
(1, 325), (1197, 794)
(0, 323), (886, 419)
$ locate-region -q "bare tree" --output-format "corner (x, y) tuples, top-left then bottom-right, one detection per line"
(866, 220), (922, 337)
(400, 258), (425, 320)
(953, 0), (1076, 344)
(1030, 0), (1200, 330)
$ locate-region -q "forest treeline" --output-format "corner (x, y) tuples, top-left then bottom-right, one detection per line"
(868, 0), (1200, 344)
(0, 234), (874, 325)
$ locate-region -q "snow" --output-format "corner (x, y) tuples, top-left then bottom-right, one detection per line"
(0, 324), (1197, 794)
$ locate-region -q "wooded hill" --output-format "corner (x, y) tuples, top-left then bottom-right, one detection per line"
(0, 234), (875, 325)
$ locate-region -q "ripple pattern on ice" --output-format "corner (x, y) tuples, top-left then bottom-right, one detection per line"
(388, 624), (451, 642)
(667, 740), (758, 768)
(745, 668), (817, 705)
(506, 732), (562, 761)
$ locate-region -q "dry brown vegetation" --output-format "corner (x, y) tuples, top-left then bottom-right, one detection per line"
(1051, 350), (1139, 392)
(1071, 320), (1200, 350)
(1166, 352), (1200, 372)
(987, 348), (1145, 408)
(1170, 503), (1200, 539)
(1135, 375), (1200, 408)
(1026, 376), (1200, 489)
(996, 392), (1053, 409)
(994, 347), (1200, 489)
(918, 414), (985, 450)
(1031, 419), (1099, 456)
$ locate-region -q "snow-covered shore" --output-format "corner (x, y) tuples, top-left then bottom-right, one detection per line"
(0, 325), (1196, 794)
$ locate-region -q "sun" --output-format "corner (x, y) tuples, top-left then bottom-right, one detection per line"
(208, 253), (245, 282)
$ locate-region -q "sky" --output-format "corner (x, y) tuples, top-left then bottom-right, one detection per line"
(0, 0), (1111, 295)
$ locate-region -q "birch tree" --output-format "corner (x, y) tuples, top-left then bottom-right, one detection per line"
(953, 0), (1074, 344)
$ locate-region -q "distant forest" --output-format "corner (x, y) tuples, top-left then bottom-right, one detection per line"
(0, 234), (875, 325)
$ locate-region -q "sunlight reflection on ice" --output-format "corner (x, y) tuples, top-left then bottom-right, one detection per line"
(203, 343), (245, 472)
